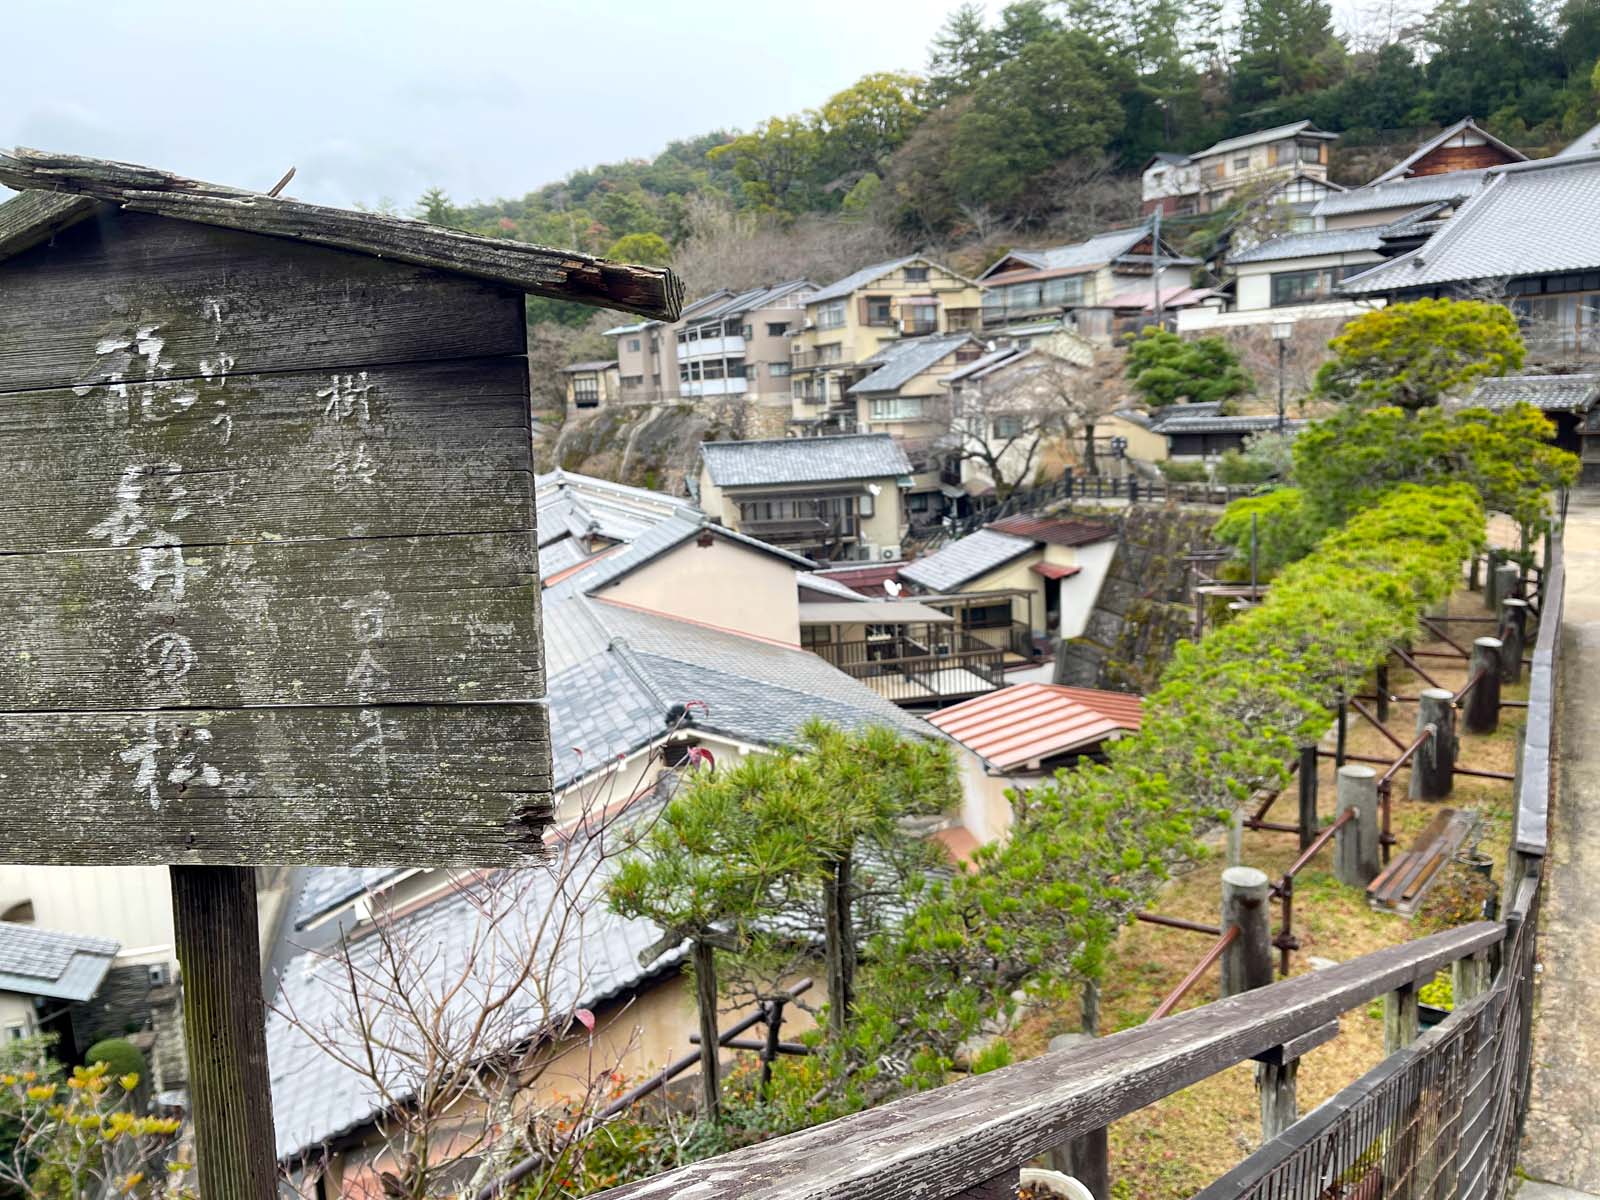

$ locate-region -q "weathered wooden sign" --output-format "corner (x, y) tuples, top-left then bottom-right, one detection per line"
(0, 150), (684, 867)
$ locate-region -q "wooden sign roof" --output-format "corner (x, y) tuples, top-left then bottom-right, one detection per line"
(0, 149), (648, 868)
(0, 148), (684, 321)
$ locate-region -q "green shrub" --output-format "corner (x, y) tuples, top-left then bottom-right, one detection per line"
(82, 1039), (145, 1083)
(1158, 460), (1208, 482)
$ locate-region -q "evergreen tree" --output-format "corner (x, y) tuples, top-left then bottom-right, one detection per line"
(926, 2), (997, 102)
(1232, 0), (1347, 107)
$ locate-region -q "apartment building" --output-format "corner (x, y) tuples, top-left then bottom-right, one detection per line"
(978, 226), (1199, 339)
(787, 256), (985, 434)
(561, 359), (621, 413)
(1140, 120), (1339, 216)
(602, 281), (816, 421)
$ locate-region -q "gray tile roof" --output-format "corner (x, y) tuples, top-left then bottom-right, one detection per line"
(1560, 120), (1600, 157)
(1312, 170), (1486, 218)
(798, 572), (871, 602)
(561, 360), (616, 373)
(1467, 372), (1600, 412)
(1193, 120), (1334, 159)
(267, 826), (689, 1163)
(988, 227), (1193, 278)
(1369, 118), (1525, 185)
(1228, 226), (1386, 265)
(0, 923), (118, 1002)
(1342, 152), (1600, 294)
(292, 868), (405, 929)
(945, 346), (1026, 385)
(899, 529), (1036, 592)
(691, 280), (816, 322)
(699, 434), (913, 488)
(808, 256), (924, 304)
(849, 333), (976, 395)
(1159, 413), (1309, 434)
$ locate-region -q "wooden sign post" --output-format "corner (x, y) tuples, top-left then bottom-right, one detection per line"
(0, 149), (682, 1196)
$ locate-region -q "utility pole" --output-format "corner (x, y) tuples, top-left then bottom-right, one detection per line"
(1151, 208), (1166, 329)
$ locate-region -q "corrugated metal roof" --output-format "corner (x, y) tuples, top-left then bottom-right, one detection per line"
(1228, 227), (1386, 265)
(926, 683), (1143, 771)
(899, 529), (1036, 592)
(798, 572), (872, 601)
(1342, 152), (1600, 294)
(700, 434), (913, 487)
(0, 923), (118, 1002)
(987, 515), (1115, 548)
(1467, 373), (1600, 412)
(849, 333), (977, 395)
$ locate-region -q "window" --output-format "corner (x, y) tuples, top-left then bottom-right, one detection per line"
(1300, 142), (1322, 163)
(870, 397), (925, 423)
(627, 338), (641, 352)
(1234, 155), (1251, 170)
(769, 362), (791, 377)
(817, 299), (847, 329)
(1041, 274), (1085, 307)
(572, 377), (599, 407)
(817, 343), (843, 364)
(1270, 265), (1365, 307)
(767, 321), (789, 336)
(908, 491), (932, 512)
(865, 295), (894, 326)
(801, 624), (833, 649)
(621, 374), (644, 388)
(961, 602), (1013, 630)
(904, 266), (929, 282)
(1201, 162), (1224, 183)
(6, 1024), (29, 1041)
(741, 324), (753, 339)
(993, 415), (1024, 439)
(1272, 140), (1297, 166)
(904, 302), (938, 334)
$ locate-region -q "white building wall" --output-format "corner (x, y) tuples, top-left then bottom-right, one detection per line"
(0, 866), (176, 968)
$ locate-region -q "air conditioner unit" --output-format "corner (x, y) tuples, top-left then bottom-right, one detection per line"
(880, 545), (902, 561)
(857, 544), (876, 562)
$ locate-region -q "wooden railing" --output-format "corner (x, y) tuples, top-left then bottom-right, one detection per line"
(590, 535), (1566, 1200)
(810, 630), (1009, 704)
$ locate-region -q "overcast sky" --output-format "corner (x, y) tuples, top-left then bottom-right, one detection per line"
(0, 0), (960, 209)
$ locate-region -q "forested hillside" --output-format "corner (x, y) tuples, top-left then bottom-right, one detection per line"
(424, 0), (1600, 399)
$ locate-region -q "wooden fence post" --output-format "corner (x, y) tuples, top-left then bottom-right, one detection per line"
(1491, 560), (1521, 612)
(1221, 867), (1273, 998)
(1384, 980), (1420, 1054)
(1335, 692), (1348, 767)
(1046, 1033), (1110, 1200)
(1297, 745), (1319, 850)
(1412, 688), (1456, 801)
(1375, 660), (1390, 724)
(1252, 1023), (1339, 1143)
(1484, 549), (1507, 610)
(1500, 598), (1529, 685)
(1335, 765), (1380, 888)
(1462, 637), (1503, 734)
(170, 866), (279, 1200)
(1468, 553), (1481, 592)
(1452, 947), (1491, 1004)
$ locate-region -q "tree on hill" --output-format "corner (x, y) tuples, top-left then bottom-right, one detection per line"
(1312, 297), (1525, 411)
(1231, 0), (1347, 106)
(1125, 328), (1255, 408)
(604, 232), (672, 267)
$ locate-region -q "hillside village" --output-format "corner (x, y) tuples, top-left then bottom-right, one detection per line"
(2, 4), (1600, 1200)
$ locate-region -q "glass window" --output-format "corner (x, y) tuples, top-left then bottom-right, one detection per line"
(818, 300), (847, 329)
(767, 321), (788, 336)
(993, 415), (1024, 438)
(1234, 155), (1250, 170)
(801, 624), (832, 649)
(904, 266), (929, 282)
(627, 338), (641, 352)
(572, 377), (599, 407)
(742, 324), (753, 339)
(908, 491), (931, 512)
(866, 295), (894, 326)
(770, 362), (791, 377)
(962, 602), (1013, 629)
(904, 302), (937, 333)
(870, 397), (924, 422)
(1300, 142), (1322, 163)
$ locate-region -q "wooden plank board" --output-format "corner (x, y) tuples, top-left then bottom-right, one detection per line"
(0, 191), (103, 261)
(0, 531), (538, 708)
(0, 704), (550, 865)
(0, 209), (527, 391)
(0, 357), (532, 550)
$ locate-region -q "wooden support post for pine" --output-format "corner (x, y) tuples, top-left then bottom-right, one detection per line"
(1385, 980), (1420, 1054)
(1081, 978), (1101, 1036)
(1221, 867), (1273, 998)
(1297, 745), (1319, 850)
(1468, 552), (1481, 592)
(1412, 688), (1456, 801)
(1491, 561), (1521, 613)
(1462, 638), (1504, 734)
(1335, 692), (1348, 767)
(823, 855), (854, 1038)
(1500, 598), (1529, 685)
(1046, 1034), (1110, 1200)
(170, 866), (278, 1200)
(1485, 549), (1507, 610)
(1335, 765), (1380, 888)
(692, 939), (722, 1119)
(1375, 660), (1390, 724)
(1258, 1059), (1299, 1141)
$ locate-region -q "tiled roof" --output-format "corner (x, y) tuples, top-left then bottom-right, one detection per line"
(292, 868), (404, 930)
(984, 227), (1198, 280)
(927, 683), (1143, 771)
(812, 562), (908, 597)
(1101, 285), (1220, 311)
(807, 256), (924, 304)
(1159, 413), (1309, 435)
(899, 529), (1036, 592)
(1467, 373), (1600, 413)
(849, 334), (977, 395)
(1228, 227), (1386, 265)
(1369, 117), (1525, 185)
(0, 923), (118, 1002)
(987, 515), (1115, 548)
(1560, 120), (1600, 157)
(945, 346), (1028, 384)
(691, 280), (816, 322)
(267, 820), (689, 1163)
(1312, 170), (1486, 218)
(1342, 153), (1600, 294)
(699, 434), (913, 488)
(561, 360), (616, 373)
(1192, 120), (1335, 160)
(798, 572), (871, 601)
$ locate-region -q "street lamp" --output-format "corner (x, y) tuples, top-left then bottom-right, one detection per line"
(1271, 320), (1294, 435)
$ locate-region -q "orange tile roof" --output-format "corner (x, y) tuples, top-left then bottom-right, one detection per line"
(987, 515), (1116, 547)
(1030, 562), (1081, 580)
(927, 683), (1143, 771)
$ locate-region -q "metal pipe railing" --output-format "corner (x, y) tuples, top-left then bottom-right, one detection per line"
(1150, 925), (1240, 1020)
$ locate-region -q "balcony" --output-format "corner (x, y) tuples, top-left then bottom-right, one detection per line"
(808, 628), (1023, 705)
(680, 377), (749, 398)
(678, 334), (746, 359)
(901, 319), (938, 336)
(739, 514), (860, 546)
(790, 347), (852, 372)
